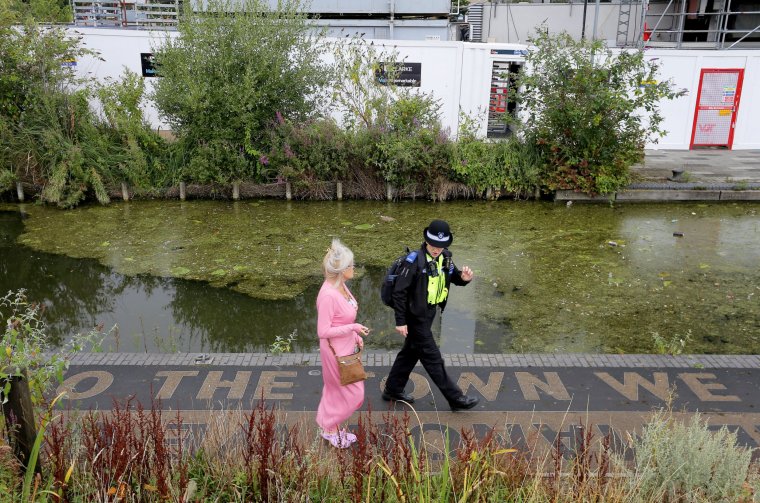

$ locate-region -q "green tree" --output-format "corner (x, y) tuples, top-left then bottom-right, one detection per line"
(0, 19), (82, 125)
(0, 0), (72, 24)
(0, 18), (98, 202)
(0, 14), (164, 207)
(151, 0), (330, 184)
(518, 30), (684, 195)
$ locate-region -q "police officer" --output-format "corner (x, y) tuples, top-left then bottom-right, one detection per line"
(382, 219), (479, 411)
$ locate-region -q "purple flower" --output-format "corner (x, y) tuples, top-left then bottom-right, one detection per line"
(259, 155), (269, 165)
(284, 144), (295, 159)
(275, 111), (284, 125)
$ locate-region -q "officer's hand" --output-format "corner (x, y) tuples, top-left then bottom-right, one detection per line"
(395, 325), (408, 337)
(461, 266), (474, 282)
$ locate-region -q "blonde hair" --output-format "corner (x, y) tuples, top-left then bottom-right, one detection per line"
(323, 238), (354, 282)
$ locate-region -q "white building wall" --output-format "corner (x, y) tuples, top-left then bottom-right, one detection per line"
(73, 28), (174, 130)
(735, 55), (760, 149)
(647, 50), (760, 149)
(70, 28), (760, 149)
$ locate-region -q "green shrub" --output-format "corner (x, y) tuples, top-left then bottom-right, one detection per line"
(451, 113), (506, 193)
(0, 17), (144, 207)
(95, 70), (167, 192)
(151, 0), (330, 184)
(331, 38), (452, 191)
(267, 118), (349, 184)
(1, 290), (103, 405)
(374, 123), (452, 189)
(502, 137), (542, 197)
(1, 0), (72, 23)
(627, 410), (753, 502)
(14, 91), (117, 208)
(518, 30), (683, 195)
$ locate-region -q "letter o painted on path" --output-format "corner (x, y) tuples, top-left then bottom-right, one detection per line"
(378, 372), (430, 401)
(57, 371), (114, 400)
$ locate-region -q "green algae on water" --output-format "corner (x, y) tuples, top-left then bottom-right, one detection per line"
(7, 200), (760, 354)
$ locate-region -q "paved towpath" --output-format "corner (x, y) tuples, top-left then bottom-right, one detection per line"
(558, 149), (760, 201)
(59, 352), (760, 457)
(636, 149), (760, 184)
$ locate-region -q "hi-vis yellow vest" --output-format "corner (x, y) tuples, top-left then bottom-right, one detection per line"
(426, 254), (449, 304)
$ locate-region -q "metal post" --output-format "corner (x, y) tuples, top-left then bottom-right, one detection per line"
(637, 0), (649, 48)
(1, 370), (40, 472)
(582, 0), (589, 39)
(676, 0), (687, 49)
(389, 0), (395, 40)
(592, 0), (601, 40)
(720, 0), (734, 48)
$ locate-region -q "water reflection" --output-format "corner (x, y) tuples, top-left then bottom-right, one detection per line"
(2, 209), (491, 352)
(2, 201), (760, 354)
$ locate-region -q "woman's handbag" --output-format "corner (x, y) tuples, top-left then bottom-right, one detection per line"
(328, 341), (367, 386)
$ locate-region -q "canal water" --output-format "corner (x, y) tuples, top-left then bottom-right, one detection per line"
(1, 200), (759, 354)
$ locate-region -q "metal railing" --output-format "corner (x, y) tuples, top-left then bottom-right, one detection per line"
(641, 2), (760, 49)
(72, 0), (180, 28)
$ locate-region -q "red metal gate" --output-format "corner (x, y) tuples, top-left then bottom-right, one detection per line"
(690, 68), (744, 149)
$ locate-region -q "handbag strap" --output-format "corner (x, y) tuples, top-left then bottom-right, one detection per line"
(327, 339), (338, 357)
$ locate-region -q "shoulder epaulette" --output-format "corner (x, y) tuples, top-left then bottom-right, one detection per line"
(405, 251), (418, 263)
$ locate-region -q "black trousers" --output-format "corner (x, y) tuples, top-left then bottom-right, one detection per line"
(385, 307), (463, 404)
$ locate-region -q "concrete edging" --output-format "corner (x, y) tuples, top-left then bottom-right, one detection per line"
(556, 189), (760, 202)
(65, 352), (760, 369)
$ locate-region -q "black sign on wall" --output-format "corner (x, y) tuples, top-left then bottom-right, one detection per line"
(375, 62), (421, 87)
(140, 53), (158, 77)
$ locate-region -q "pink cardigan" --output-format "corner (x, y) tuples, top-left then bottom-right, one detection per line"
(315, 280), (365, 431)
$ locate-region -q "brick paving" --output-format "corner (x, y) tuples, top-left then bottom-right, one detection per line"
(67, 352), (760, 368)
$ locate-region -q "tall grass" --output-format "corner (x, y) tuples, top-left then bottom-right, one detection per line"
(0, 399), (756, 501)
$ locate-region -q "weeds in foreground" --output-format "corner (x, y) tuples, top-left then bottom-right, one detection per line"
(0, 399), (756, 501)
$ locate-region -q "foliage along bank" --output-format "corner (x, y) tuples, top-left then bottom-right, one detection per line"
(0, 1), (680, 208)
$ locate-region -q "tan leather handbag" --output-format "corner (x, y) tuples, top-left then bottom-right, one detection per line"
(328, 341), (367, 385)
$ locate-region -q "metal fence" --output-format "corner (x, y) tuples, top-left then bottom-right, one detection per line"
(72, 0), (180, 28)
(643, 2), (760, 49)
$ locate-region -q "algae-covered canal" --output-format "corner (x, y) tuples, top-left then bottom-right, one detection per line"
(1, 200), (759, 354)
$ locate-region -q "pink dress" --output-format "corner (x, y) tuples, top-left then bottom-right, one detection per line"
(315, 280), (365, 432)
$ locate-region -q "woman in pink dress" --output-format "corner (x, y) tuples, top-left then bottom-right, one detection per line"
(316, 238), (369, 449)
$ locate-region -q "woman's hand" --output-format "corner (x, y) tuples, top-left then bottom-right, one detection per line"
(356, 324), (370, 337)
(355, 335), (364, 348)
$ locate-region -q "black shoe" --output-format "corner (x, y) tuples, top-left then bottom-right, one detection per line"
(382, 391), (415, 403)
(449, 395), (479, 411)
